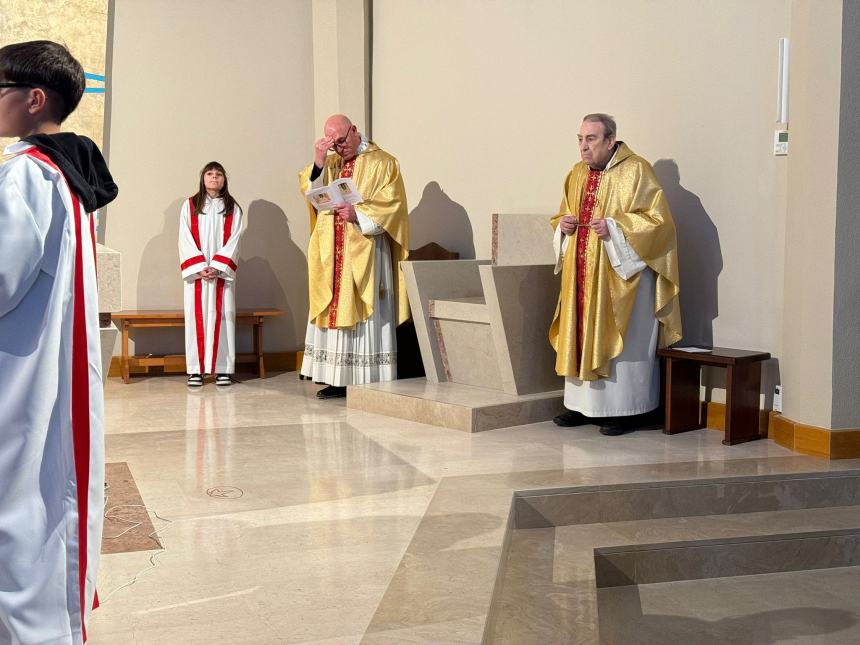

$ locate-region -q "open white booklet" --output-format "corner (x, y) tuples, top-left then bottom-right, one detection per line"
(305, 178), (364, 211)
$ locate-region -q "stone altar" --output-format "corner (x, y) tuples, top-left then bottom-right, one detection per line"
(348, 214), (566, 432)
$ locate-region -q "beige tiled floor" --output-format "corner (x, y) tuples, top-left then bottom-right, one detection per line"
(90, 371), (808, 644)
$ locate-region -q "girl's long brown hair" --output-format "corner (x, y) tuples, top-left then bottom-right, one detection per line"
(192, 161), (237, 216)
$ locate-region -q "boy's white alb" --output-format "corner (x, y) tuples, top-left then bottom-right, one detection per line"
(0, 141), (104, 644)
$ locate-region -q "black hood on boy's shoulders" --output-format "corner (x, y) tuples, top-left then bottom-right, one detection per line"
(24, 132), (118, 212)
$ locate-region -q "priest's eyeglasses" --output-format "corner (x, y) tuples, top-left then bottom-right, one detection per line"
(333, 125), (355, 147)
(0, 82), (36, 89)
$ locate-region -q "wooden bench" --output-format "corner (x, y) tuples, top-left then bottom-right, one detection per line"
(112, 309), (283, 383)
(658, 347), (771, 445)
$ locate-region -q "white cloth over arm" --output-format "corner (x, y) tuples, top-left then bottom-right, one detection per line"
(602, 218), (647, 279)
(552, 224), (569, 275)
(355, 208), (385, 235)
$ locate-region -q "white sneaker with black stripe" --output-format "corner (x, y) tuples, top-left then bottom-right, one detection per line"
(187, 374), (204, 387)
(215, 374), (232, 386)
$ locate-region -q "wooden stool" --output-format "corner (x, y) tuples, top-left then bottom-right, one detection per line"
(658, 347), (771, 445)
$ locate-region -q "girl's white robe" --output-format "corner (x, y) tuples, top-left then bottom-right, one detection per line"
(178, 196), (244, 375)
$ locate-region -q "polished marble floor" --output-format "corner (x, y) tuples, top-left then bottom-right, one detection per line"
(90, 371), (820, 644)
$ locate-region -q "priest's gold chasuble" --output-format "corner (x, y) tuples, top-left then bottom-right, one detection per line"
(299, 143), (410, 329)
(549, 143), (682, 380)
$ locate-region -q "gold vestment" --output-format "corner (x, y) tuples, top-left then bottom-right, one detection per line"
(299, 143), (410, 329)
(549, 143), (682, 380)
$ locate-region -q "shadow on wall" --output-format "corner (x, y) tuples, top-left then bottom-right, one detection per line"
(653, 159), (722, 348)
(409, 181), (475, 259)
(135, 198), (186, 355)
(236, 199), (307, 352)
(134, 198), (307, 357)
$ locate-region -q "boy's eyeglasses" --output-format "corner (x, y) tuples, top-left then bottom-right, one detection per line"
(0, 82), (36, 89)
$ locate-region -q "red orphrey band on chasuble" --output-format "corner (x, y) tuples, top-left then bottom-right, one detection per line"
(328, 157), (357, 329)
(576, 168), (603, 360)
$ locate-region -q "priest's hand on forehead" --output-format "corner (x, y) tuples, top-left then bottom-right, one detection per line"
(323, 113), (360, 161)
(314, 135), (335, 167)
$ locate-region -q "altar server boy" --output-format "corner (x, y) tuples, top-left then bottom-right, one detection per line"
(0, 40), (118, 644)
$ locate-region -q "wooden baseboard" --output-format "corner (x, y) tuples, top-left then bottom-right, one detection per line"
(700, 401), (770, 437)
(108, 351), (303, 378)
(767, 412), (860, 459)
(693, 402), (860, 458)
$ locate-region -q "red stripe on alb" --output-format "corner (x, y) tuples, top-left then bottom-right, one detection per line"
(212, 255), (237, 271)
(208, 211), (234, 372)
(223, 210), (234, 245)
(210, 278), (226, 373)
(89, 212), (97, 279)
(194, 278), (205, 374)
(181, 255), (206, 271)
(26, 149), (93, 640)
(212, 211), (237, 271)
(70, 191), (91, 645)
(189, 197), (201, 249)
(189, 198), (206, 374)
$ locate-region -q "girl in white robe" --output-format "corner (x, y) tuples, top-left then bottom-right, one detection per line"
(178, 162), (244, 386)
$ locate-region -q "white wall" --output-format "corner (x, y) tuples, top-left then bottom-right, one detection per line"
(781, 0), (844, 427)
(373, 0), (790, 363)
(106, 0), (314, 355)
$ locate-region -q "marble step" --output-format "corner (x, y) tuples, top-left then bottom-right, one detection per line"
(596, 566), (860, 644)
(514, 470), (860, 528)
(595, 525), (860, 587)
(487, 503), (860, 644)
(347, 377), (564, 432)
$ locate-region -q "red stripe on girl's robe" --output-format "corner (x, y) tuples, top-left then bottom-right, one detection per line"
(575, 168), (603, 366)
(189, 198), (206, 374)
(210, 278), (226, 374)
(209, 209), (235, 372)
(212, 254), (237, 271)
(328, 157), (357, 329)
(24, 149), (94, 639)
(181, 255), (206, 271)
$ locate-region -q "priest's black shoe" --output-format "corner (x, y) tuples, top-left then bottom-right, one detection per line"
(316, 385), (347, 400)
(553, 410), (592, 427)
(599, 416), (639, 436)
(600, 410), (663, 436)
